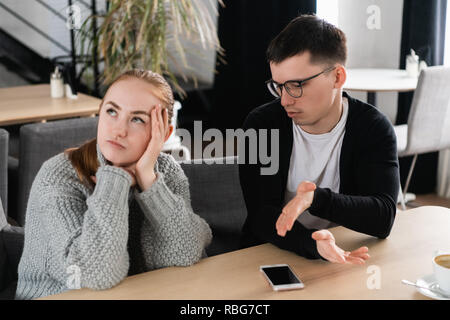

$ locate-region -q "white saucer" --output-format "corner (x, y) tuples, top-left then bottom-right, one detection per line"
(416, 274), (450, 300)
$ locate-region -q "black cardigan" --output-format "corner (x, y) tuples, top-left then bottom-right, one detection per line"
(239, 92), (399, 259)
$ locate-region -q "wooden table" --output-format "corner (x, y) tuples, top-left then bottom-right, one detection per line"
(0, 84), (101, 126)
(344, 68), (418, 106)
(42, 206), (450, 300)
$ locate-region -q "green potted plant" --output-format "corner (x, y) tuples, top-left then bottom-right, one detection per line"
(79, 0), (224, 158)
(80, 0), (223, 95)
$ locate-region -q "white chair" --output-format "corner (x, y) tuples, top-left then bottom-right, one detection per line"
(162, 101), (191, 161)
(394, 66), (450, 210)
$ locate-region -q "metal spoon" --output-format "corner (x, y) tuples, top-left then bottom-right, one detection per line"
(401, 279), (450, 297)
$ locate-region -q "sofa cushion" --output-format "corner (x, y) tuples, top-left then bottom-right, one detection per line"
(180, 158), (247, 256)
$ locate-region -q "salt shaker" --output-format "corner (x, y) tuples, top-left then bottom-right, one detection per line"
(50, 67), (64, 98)
(406, 49), (419, 78)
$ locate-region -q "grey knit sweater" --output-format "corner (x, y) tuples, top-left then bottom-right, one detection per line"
(15, 145), (212, 300)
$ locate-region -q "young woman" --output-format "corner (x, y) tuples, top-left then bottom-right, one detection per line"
(15, 69), (212, 300)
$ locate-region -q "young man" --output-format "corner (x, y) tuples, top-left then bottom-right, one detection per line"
(239, 15), (399, 264)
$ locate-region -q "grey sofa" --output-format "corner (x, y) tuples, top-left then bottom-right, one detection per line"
(1, 118), (248, 298)
(10, 116), (248, 255)
(180, 158), (247, 256)
(1, 128), (24, 300)
(0, 224), (24, 300)
(11, 117), (98, 226)
(1, 117), (98, 299)
(15, 145), (247, 256)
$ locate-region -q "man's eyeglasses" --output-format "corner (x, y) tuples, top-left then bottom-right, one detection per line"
(266, 66), (337, 99)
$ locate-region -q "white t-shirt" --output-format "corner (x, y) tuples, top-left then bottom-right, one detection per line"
(283, 98), (349, 230)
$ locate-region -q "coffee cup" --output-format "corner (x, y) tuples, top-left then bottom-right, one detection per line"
(433, 252), (450, 294)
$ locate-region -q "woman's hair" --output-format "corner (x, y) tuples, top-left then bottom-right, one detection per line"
(65, 69), (175, 188)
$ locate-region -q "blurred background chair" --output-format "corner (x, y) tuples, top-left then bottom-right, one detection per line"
(394, 66), (450, 210)
(1, 128), (24, 300)
(180, 157), (247, 256)
(9, 117), (98, 226)
(0, 222), (24, 300)
(0, 129), (8, 216)
(162, 101), (191, 161)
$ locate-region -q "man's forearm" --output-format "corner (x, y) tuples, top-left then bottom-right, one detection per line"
(244, 200), (321, 259)
(309, 187), (396, 238)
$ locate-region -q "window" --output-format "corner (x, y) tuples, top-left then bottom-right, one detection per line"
(316, 0), (339, 26)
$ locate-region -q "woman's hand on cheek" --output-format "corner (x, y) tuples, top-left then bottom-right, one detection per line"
(121, 163), (137, 187)
(135, 104), (169, 191)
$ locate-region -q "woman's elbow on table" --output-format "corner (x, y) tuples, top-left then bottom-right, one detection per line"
(81, 269), (128, 291)
(76, 257), (130, 291)
(176, 236), (212, 267)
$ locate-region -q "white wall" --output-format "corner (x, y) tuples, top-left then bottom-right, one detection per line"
(0, 0), (216, 86)
(318, 0), (404, 124)
(0, 0), (53, 57)
(0, 0), (104, 59)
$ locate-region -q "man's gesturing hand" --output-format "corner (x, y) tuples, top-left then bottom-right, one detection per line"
(312, 230), (370, 264)
(276, 181), (316, 237)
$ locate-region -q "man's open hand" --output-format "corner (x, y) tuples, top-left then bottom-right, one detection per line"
(312, 230), (370, 264)
(276, 181), (316, 236)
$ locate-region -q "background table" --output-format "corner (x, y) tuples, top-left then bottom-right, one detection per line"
(41, 206), (450, 300)
(0, 84), (101, 126)
(344, 68), (418, 106)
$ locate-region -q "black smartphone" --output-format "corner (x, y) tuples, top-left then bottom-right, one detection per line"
(260, 264), (305, 291)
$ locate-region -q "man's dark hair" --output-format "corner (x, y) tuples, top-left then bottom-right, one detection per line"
(267, 14), (347, 66)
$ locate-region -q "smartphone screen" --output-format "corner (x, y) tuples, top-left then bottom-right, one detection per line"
(261, 265), (301, 285)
